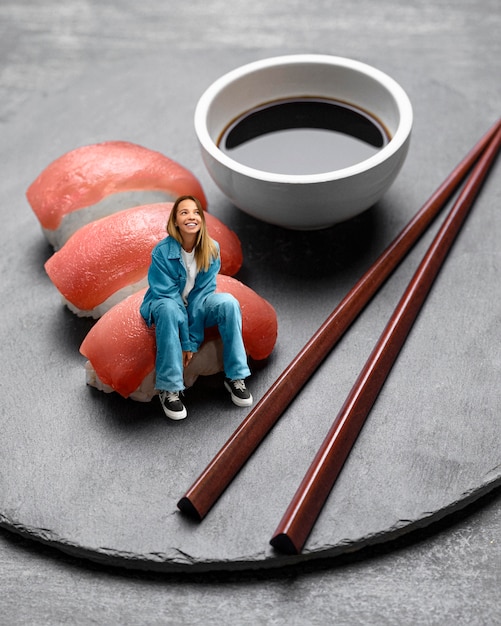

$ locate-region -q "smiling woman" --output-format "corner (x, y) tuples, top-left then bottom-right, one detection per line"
(139, 195), (254, 419)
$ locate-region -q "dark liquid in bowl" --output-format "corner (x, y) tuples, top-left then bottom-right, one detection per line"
(218, 98), (390, 175)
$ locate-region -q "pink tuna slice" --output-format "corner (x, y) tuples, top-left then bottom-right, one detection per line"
(44, 203), (243, 317)
(79, 277), (277, 401)
(26, 141), (207, 245)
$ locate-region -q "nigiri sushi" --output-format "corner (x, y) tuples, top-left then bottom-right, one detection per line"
(26, 141), (207, 249)
(44, 203), (243, 318)
(79, 276), (278, 402)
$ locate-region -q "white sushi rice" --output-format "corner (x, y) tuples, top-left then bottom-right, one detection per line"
(62, 276), (149, 319)
(84, 361), (157, 402)
(44, 190), (174, 249)
(83, 338), (225, 402)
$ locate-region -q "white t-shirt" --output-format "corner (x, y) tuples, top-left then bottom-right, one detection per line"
(181, 248), (198, 305)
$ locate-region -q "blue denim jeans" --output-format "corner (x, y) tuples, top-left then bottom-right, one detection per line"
(150, 293), (251, 391)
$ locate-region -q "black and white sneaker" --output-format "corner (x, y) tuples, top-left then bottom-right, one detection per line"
(224, 378), (253, 407)
(159, 390), (187, 420)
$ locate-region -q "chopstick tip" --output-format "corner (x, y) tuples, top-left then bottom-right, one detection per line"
(177, 496), (203, 521)
(269, 532), (301, 555)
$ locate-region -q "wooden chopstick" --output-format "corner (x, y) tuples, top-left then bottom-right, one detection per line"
(269, 122), (501, 555)
(177, 119), (501, 522)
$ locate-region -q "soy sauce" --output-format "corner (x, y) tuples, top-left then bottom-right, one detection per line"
(218, 97), (390, 175)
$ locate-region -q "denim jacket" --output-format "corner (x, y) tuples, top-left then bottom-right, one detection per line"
(140, 236), (220, 352)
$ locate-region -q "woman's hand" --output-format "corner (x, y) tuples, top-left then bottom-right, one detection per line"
(183, 351), (194, 368)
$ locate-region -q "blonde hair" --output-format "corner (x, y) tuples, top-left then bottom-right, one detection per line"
(167, 195), (219, 272)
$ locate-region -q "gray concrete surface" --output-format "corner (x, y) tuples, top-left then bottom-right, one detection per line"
(1, 1), (500, 623)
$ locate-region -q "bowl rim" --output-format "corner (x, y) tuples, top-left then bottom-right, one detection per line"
(194, 54), (413, 184)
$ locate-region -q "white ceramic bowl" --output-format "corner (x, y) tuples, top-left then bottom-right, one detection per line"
(194, 54), (413, 230)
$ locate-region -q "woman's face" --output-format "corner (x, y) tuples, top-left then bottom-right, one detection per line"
(175, 198), (202, 240)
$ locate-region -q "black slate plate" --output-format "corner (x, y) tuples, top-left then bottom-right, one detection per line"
(1, 51), (500, 572)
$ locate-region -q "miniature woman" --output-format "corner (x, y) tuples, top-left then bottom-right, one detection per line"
(140, 195), (252, 420)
